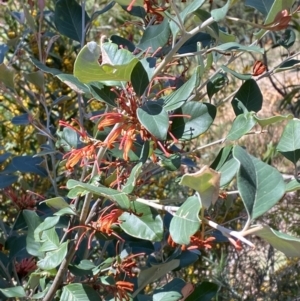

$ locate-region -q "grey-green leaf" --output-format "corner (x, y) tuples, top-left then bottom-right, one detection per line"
(60, 283), (101, 301)
(254, 225), (300, 257)
(277, 119), (300, 165)
(37, 241), (68, 270)
(233, 146), (285, 220)
(138, 18), (170, 52)
(226, 112), (256, 141)
(120, 201), (163, 241)
(169, 195), (201, 245)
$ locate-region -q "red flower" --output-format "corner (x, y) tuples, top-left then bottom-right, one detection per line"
(252, 61), (266, 76)
(3, 187), (37, 211)
(15, 257), (36, 278)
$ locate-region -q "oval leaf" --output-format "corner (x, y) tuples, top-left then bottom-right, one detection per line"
(255, 225), (300, 257)
(120, 201), (163, 241)
(74, 42), (138, 84)
(54, 0), (90, 42)
(179, 166), (221, 208)
(37, 241), (68, 270)
(170, 102), (216, 141)
(137, 101), (169, 140)
(231, 79), (263, 116)
(277, 119), (300, 165)
(226, 112), (256, 141)
(233, 146), (285, 220)
(60, 283), (100, 301)
(254, 113), (293, 127)
(163, 69), (199, 111)
(169, 195), (201, 245)
(138, 18), (170, 52)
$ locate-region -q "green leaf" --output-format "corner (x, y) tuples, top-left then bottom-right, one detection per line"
(0, 286), (26, 298)
(153, 291), (182, 301)
(170, 102), (216, 141)
(67, 179), (131, 209)
(226, 112), (257, 141)
(169, 0), (206, 38)
(231, 79), (263, 116)
(254, 113), (293, 128)
(23, 5), (36, 32)
(275, 59), (300, 73)
(254, 0), (294, 39)
(54, 207), (77, 216)
(0, 175), (18, 189)
(221, 65), (252, 80)
(140, 57), (156, 80)
(34, 216), (60, 242)
(169, 195), (201, 245)
(160, 153), (182, 171)
(163, 69), (199, 111)
(42, 197), (71, 210)
(115, 0), (143, 7)
(207, 72), (229, 100)
(219, 29), (236, 43)
(11, 113), (30, 125)
(193, 9), (219, 40)
(185, 282), (218, 301)
(131, 61), (149, 97)
(179, 166), (221, 208)
(276, 28), (296, 49)
(210, 145), (233, 170)
(211, 42), (264, 54)
(37, 241), (68, 270)
(233, 146), (285, 220)
(73, 42), (138, 84)
(285, 179), (300, 192)
(23, 210), (43, 257)
(31, 58), (91, 94)
(0, 44), (9, 64)
(122, 162), (143, 194)
(120, 201), (163, 241)
(38, 228), (60, 252)
(211, 0), (231, 21)
(138, 18), (170, 52)
(24, 71), (44, 90)
(60, 283), (101, 301)
(277, 119), (300, 165)
(89, 84), (117, 107)
(54, 0), (90, 42)
(0, 63), (15, 91)
(245, 0), (274, 16)
(135, 260), (180, 297)
(137, 101), (169, 140)
(218, 158), (239, 187)
(254, 225), (300, 257)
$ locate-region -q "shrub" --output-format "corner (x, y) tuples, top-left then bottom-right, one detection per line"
(1, 0), (300, 300)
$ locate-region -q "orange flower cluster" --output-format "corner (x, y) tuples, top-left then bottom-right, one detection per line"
(113, 252), (144, 278)
(92, 86), (156, 161)
(167, 232), (216, 251)
(67, 205), (124, 250)
(106, 281), (134, 301)
(59, 120), (102, 172)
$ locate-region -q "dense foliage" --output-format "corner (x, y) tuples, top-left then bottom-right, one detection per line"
(1, 0), (300, 300)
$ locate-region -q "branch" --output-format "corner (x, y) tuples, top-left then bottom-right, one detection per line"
(152, 17), (215, 79)
(43, 123), (121, 301)
(135, 198), (255, 248)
